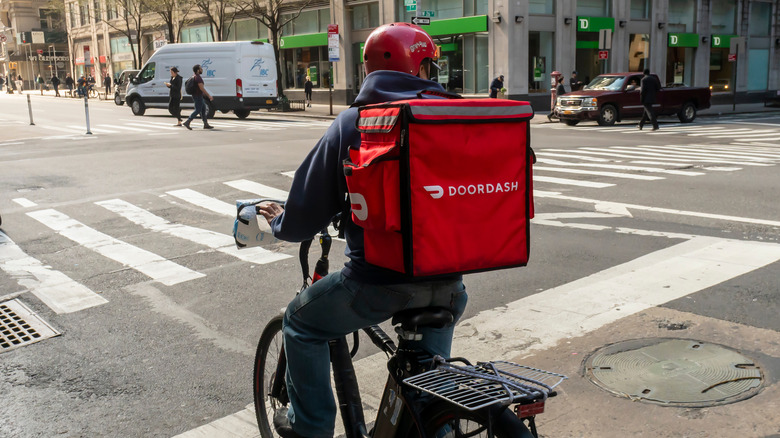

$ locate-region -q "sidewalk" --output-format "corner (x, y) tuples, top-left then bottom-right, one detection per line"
(2, 87), (114, 102)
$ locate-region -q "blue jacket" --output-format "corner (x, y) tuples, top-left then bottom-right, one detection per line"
(270, 71), (457, 284)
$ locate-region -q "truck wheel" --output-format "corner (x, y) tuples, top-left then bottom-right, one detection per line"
(597, 104), (617, 126)
(235, 109), (251, 119)
(114, 93), (123, 106)
(564, 120), (580, 126)
(678, 102), (697, 123)
(205, 101), (216, 119)
(130, 98), (146, 116)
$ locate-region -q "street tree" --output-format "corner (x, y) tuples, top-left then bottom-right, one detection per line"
(238, 0), (313, 98)
(147, 0), (194, 44)
(193, 0), (240, 41)
(102, 0), (148, 69)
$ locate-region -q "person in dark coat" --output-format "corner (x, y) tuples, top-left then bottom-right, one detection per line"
(104, 73), (112, 96)
(489, 74), (504, 98)
(639, 68), (660, 131)
(304, 76), (313, 108)
(51, 74), (61, 97)
(548, 75), (566, 122)
(570, 70), (583, 92)
(165, 67), (183, 126)
(65, 73), (74, 96)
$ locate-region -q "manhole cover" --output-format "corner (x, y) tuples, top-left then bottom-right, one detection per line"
(584, 338), (762, 407)
(0, 299), (60, 354)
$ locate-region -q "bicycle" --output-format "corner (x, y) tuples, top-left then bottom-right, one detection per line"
(248, 204), (566, 438)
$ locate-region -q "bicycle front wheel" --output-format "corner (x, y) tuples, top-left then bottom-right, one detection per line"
(420, 402), (534, 438)
(253, 315), (285, 437)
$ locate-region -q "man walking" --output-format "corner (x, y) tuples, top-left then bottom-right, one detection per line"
(183, 64), (214, 130)
(638, 68), (660, 131)
(65, 73), (74, 96)
(51, 74), (61, 97)
(304, 75), (313, 107)
(165, 67), (183, 126)
(104, 72), (112, 97)
(489, 74), (504, 98)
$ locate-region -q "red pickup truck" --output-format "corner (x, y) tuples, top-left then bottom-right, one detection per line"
(555, 72), (711, 126)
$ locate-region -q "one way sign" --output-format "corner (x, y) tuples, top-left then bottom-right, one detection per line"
(411, 16), (430, 25)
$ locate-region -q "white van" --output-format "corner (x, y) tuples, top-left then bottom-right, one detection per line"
(126, 41), (277, 119)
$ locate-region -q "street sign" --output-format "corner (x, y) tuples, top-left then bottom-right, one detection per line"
(37, 49), (43, 55)
(327, 24), (339, 62)
(411, 16), (430, 26)
(32, 31), (45, 44)
(0, 34), (7, 43)
(421, 10), (435, 17)
(598, 29), (612, 50)
(404, 0), (416, 11)
(728, 53), (737, 62)
(598, 50), (609, 60)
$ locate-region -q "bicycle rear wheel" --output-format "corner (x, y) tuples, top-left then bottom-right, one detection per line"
(419, 402), (534, 438)
(253, 315), (285, 437)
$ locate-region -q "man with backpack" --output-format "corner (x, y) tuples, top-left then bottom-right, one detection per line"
(183, 64), (213, 130)
(639, 68), (661, 131)
(256, 23), (468, 438)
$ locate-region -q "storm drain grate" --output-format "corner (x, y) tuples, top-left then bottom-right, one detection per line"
(584, 338), (763, 407)
(0, 299), (60, 353)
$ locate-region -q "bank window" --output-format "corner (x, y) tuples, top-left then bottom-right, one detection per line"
(282, 47), (330, 89)
(106, 1), (117, 20)
(529, 0), (553, 15)
(318, 9), (330, 32)
(528, 31), (554, 92)
(749, 2), (771, 37)
(668, 1), (695, 32)
(577, 0), (609, 16)
(628, 34), (649, 72)
(282, 8), (330, 35)
(181, 26), (213, 43)
(464, 0), (488, 16)
(629, 0), (649, 20)
(79, 3), (88, 26)
(711, 0), (736, 34)
(110, 37), (132, 54)
(138, 62), (155, 83)
(352, 3), (379, 30)
(227, 19), (261, 41)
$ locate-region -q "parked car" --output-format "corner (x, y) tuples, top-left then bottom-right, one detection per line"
(709, 79), (730, 92)
(125, 41), (278, 119)
(555, 72), (712, 126)
(114, 69), (140, 106)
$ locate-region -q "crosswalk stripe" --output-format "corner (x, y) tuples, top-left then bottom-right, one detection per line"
(633, 145), (780, 160)
(125, 122), (179, 131)
(609, 146), (775, 162)
(111, 125), (153, 132)
(224, 180), (290, 200)
(166, 189), (235, 216)
(535, 151), (611, 162)
(688, 129), (776, 137)
(532, 175), (615, 188)
(535, 158), (704, 176)
(533, 165), (664, 180)
(629, 160), (741, 170)
(39, 125), (85, 134)
(0, 231), (108, 314)
(570, 148), (773, 166)
(26, 209), (204, 286)
(709, 132), (780, 139)
(83, 126), (122, 134)
(644, 127), (730, 134)
(96, 199), (289, 265)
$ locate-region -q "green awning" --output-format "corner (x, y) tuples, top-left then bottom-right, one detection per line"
(577, 16), (614, 32)
(279, 33), (327, 49)
(711, 34), (737, 48)
(427, 15), (488, 36)
(668, 33), (699, 48)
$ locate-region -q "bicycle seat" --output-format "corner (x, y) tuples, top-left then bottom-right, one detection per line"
(392, 307), (454, 331)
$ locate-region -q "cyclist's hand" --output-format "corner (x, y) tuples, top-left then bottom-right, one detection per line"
(257, 202), (283, 225)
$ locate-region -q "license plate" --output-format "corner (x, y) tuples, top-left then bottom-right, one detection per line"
(563, 110), (574, 115)
(266, 99), (274, 104)
(516, 401), (545, 417)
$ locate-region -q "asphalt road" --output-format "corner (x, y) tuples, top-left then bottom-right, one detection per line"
(1, 93), (779, 437)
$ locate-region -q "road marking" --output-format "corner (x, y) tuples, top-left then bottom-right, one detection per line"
(644, 144), (780, 158)
(609, 146), (775, 162)
(281, 171), (296, 178)
(167, 189), (235, 216)
(533, 166), (664, 180)
(224, 180), (290, 200)
(39, 125), (86, 134)
(12, 198), (37, 207)
(96, 199), (289, 264)
(0, 231), (108, 314)
(535, 152), (611, 162)
(687, 129), (776, 137)
(26, 209), (204, 286)
(125, 122), (179, 131)
(533, 176), (615, 188)
(535, 158), (704, 176)
(0, 142), (24, 146)
(179, 236), (780, 438)
(111, 125), (152, 132)
(551, 148), (772, 166)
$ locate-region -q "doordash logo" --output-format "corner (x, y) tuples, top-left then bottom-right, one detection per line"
(424, 181), (520, 199)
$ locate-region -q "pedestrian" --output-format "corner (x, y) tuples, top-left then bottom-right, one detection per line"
(104, 72), (112, 96)
(304, 76), (313, 108)
(165, 67), (183, 126)
(37, 74), (45, 94)
(65, 73), (74, 97)
(548, 75), (565, 122)
(77, 75), (86, 97)
(0, 75), (4, 92)
(16, 75), (23, 92)
(638, 68), (660, 131)
(489, 74), (504, 98)
(51, 74), (61, 97)
(183, 64), (214, 130)
(257, 23), (468, 438)
(570, 70), (583, 92)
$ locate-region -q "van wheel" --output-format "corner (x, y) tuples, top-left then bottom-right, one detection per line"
(564, 120), (580, 126)
(597, 104), (617, 126)
(130, 98), (146, 116)
(678, 102), (697, 123)
(114, 93), (123, 106)
(235, 109), (251, 119)
(204, 101), (216, 119)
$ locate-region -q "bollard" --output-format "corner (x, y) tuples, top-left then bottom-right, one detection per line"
(83, 95), (92, 135)
(27, 94), (35, 125)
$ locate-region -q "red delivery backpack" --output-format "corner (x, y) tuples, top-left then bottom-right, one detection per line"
(343, 95), (535, 278)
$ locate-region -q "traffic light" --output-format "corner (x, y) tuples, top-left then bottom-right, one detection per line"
(9, 62), (18, 69)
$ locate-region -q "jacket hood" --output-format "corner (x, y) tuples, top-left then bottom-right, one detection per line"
(353, 70), (446, 106)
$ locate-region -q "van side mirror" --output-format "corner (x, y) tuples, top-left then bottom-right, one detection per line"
(626, 84), (637, 91)
(130, 77), (139, 85)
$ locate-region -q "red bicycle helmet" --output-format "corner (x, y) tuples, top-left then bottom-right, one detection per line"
(363, 23), (437, 76)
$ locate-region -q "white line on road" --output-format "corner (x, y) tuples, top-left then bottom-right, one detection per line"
(224, 179), (290, 200)
(533, 176), (615, 188)
(96, 199), (288, 265)
(0, 231), (108, 314)
(609, 145), (775, 162)
(166, 189), (235, 216)
(26, 209), (204, 286)
(535, 158), (704, 176)
(12, 198), (37, 207)
(125, 122), (179, 131)
(553, 148), (772, 166)
(533, 166), (664, 180)
(534, 152), (611, 162)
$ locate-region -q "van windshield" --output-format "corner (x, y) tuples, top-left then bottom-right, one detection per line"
(584, 76), (626, 91)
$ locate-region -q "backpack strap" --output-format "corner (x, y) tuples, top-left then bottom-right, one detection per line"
(416, 89), (463, 99)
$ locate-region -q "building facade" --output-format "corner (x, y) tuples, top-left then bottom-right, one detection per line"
(1, 0), (70, 90)
(63, 0), (779, 107)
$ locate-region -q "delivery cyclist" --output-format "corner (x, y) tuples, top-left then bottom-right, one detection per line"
(257, 23), (468, 438)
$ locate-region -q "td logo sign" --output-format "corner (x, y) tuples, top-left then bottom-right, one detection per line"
(670, 35), (678, 45)
(713, 36), (721, 46)
(579, 18), (589, 30)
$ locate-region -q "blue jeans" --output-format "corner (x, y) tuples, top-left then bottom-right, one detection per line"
(186, 94), (208, 125)
(283, 272), (468, 438)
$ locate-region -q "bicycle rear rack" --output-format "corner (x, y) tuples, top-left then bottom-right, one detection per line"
(403, 360), (567, 411)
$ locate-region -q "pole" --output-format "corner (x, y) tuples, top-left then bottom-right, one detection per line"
(83, 95), (92, 134)
(732, 45), (738, 112)
(27, 94), (35, 125)
(329, 61), (333, 116)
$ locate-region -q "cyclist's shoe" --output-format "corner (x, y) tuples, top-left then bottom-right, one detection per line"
(273, 407), (306, 438)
